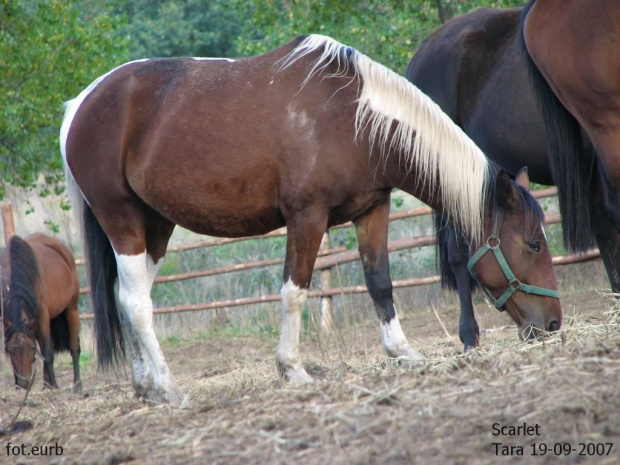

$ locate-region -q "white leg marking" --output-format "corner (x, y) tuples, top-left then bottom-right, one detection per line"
(115, 251), (183, 404)
(380, 311), (425, 364)
(276, 279), (313, 384)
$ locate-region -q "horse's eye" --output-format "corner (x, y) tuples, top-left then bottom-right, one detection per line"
(526, 241), (541, 252)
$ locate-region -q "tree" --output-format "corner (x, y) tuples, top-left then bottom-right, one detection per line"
(0, 1), (129, 199)
(118, 0), (241, 59)
(232, 0), (437, 72)
(232, 0), (528, 71)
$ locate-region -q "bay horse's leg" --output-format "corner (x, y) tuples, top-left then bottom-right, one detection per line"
(276, 210), (328, 385)
(66, 296), (82, 394)
(445, 227), (479, 351)
(38, 306), (59, 389)
(353, 197), (424, 363)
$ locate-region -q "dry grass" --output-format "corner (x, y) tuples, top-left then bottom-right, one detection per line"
(1, 279), (620, 465)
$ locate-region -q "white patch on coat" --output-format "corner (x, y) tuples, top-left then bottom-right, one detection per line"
(276, 278), (312, 384)
(115, 251), (180, 401)
(380, 313), (425, 362)
(191, 57), (236, 63)
(286, 104), (318, 184)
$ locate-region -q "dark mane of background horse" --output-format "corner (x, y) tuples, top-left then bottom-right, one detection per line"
(3, 236), (40, 343)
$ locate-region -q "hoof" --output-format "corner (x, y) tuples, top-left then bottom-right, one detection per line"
(136, 382), (187, 407)
(463, 344), (477, 353)
(277, 360), (314, 385)
(388, 345), (425, 366)
(72, 380), (83, 395)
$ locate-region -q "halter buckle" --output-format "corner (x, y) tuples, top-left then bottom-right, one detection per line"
(486, 236), (500, 249)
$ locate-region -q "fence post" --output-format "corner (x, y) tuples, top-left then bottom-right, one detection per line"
(319, 232), (334, 333)
(2, 204), (15, 245)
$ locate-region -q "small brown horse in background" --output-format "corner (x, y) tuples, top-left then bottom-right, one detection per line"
(61, 34), (561, 404)
(1, 233), (81, 392)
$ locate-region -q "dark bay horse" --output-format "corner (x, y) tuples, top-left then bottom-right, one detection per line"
(406, 7), (620, 350)
(61, 34), (561, 404)
(1, 233), (81, 391)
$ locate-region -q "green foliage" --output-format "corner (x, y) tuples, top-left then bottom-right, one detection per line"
(118, 0), (241, 59)
(0, 1), (129, 198)
(231, 0), (528, 71)
(232, 0), (436, 71)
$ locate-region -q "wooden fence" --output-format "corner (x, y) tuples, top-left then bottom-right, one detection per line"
(0, 187), (602, 322)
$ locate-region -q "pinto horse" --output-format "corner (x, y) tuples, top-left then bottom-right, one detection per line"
(1, 233), (81, 391)
(407, 7), (620, 351)
(61, 35), (561, 404)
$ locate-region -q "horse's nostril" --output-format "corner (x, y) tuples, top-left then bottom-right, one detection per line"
(548, 320), (560, 332)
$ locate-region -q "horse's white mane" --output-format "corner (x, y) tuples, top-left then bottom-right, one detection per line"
(282, 34), (490, 240)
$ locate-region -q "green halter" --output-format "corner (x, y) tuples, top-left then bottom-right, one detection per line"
(467, 207), (560, 311)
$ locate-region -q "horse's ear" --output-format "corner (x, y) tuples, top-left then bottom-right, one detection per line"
(515, 167), (530, 191)
(496, 170), (519, 210)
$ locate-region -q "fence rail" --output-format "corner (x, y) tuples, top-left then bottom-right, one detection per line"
(1, 186), (603, 321)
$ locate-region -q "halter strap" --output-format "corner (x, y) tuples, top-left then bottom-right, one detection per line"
(467, 208), (560, 311)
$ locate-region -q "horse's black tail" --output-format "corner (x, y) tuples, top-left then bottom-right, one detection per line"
(50, 313), (71, 352)
(83, 201), (124, 368)
(519, 1), (595, 252)
(433, 213), (458, 291)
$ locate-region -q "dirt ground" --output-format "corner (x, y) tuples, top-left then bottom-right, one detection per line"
(1, 265), (620, 465)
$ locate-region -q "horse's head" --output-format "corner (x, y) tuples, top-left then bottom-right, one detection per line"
(468, 168), (562, 340)
(4, 311), (37, 390)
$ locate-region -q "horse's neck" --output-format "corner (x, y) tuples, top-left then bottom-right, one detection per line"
(378, 149), (446, 215)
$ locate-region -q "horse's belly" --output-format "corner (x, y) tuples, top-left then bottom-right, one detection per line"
(173, 206), (285, 238)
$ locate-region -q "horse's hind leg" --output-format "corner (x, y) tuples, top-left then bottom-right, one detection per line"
(276, 209), (328, 384)
(114, 249), (183, 404)
(66, 296), (82, 393)
(354, 197), (424, 363)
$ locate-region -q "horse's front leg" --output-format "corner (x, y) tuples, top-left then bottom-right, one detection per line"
(354, 197), (424, 363)
(66, 297), (82, 394)
(38, 310), (58, 389)
(276, 209), (328, 385)
(445, 226), (480, 351)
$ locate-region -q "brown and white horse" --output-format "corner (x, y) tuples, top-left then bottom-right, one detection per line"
(61, 35), (561, 404)
(1, 233), (81, 392)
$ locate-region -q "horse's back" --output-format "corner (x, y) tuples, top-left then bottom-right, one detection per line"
(26, 233), (79, 315)
(63, 37), (375, 239)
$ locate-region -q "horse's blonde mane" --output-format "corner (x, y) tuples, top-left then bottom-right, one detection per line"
(282, 35), (490, 240)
